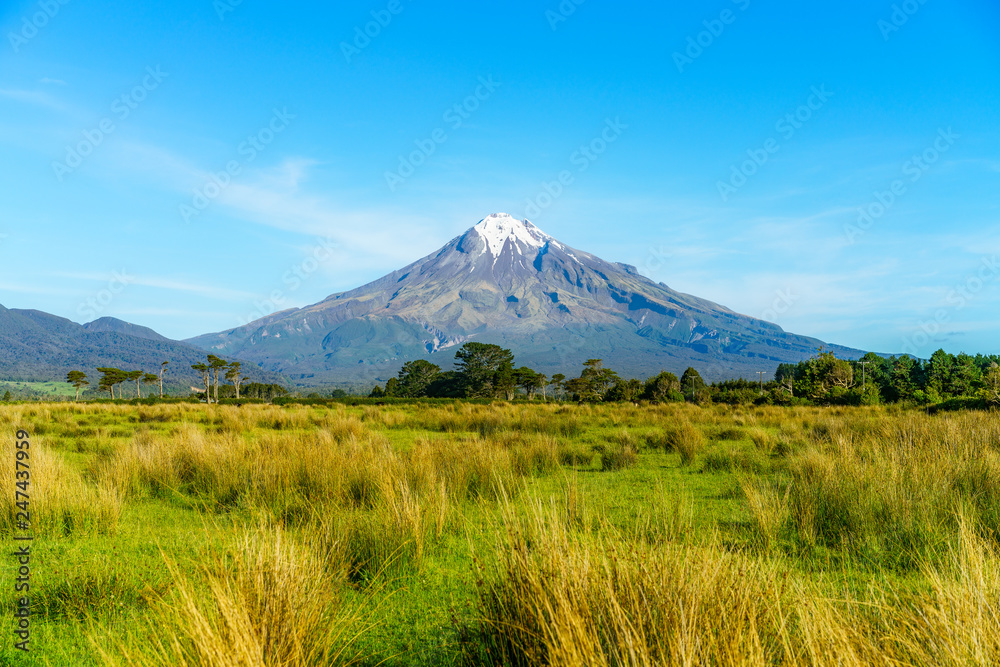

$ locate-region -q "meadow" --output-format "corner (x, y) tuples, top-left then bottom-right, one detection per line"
(0, 400), (998, 666)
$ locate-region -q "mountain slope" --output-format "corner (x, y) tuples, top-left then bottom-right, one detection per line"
(82, 317), (170, 342)
(0, 305), (282, 386)
(188, 213), (862, 384)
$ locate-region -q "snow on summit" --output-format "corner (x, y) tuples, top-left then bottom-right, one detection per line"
(473, 213), (554, 257)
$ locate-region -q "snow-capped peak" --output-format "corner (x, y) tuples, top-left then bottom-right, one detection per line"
(473, 213), (553, 257)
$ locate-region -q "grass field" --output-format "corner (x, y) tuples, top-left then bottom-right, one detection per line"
(0, 382), (78, 400)
(1, 400), (998, 666)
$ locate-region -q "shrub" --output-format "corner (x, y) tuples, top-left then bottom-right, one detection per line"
(662, 421), (705, 465)
(702, 445), (768, 474)
(593, 442), (638, 472)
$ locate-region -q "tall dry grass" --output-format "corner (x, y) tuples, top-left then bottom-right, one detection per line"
(781, 411), (1000, 567)
(94, 523), (375, 666)
(470, 501), (1000, 667)
(92, 417), (576, 579)
(0, 434), (121, 536)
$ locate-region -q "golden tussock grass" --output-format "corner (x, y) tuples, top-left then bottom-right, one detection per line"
(0, 433), (121, 537)
(471, 501), (1000, 667)
(94, 523), (375, 666)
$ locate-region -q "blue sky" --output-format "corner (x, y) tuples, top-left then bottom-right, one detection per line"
(1, 0), (998, 358)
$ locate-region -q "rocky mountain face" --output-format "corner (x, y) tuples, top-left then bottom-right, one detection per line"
(188, 213), (862, 384)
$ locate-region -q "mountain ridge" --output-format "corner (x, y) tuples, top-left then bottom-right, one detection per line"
(0, 305), (284, 386)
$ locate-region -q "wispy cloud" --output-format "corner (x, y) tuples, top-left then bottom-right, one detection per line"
(0, 282), (79, 296)
(41, 271), (258, 301)
(127, 276), (258, 301)
(104, 142), (452, 271)
(112, 307), (221, 318)
(0, 88), (64, 111)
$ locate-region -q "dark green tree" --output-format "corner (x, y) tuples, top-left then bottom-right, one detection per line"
(142, 373), (159, 397)
(513, 366), (545, 400)
(425, 371), (464, 398)
(924, 349), (954, 399)
(225, 361), (247, 399)
(191, 363), (212, 403)
(396, 360), (441, 398)
(66, 370), (89, 401)
(981, 363), (1000, 406)
(97, 367), (127, 399)
(568, 359), (619, 401)
(642, 371), (680, 402)
(207, 355), (229, 403)
(948, 353), (980, 397)
(680, 367), (706, 402)
(887, 356), (918, 402)
(240, 383), (288, 400)
(454, 342), (515, 398)
(549, 373), (566, 400)
(606, 378), (643, 402)
(124, 370), (144, 398)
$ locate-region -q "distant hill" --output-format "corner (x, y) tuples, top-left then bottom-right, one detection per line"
(0, 305), (284, 388)
(188, 213), (864, 385)
(81, 317), (169, 342)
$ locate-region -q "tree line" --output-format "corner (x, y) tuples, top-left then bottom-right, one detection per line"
(371, 343), (1000, 408)
(65, 362), (169, 400)
(64, 355), (286, 403)
(63, 343), (1000, 408)
(769, 349), (1000, 406)
(371, 342), (701, 403)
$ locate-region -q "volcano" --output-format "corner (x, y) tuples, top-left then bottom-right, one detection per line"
(187, 213), (860, 385)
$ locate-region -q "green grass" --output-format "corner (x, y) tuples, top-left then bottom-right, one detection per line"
(0, 381), (78, 399)
(0, 401), (997, 665)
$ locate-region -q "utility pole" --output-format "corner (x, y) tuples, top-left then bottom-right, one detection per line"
(858, 361), (871, 388)
(756, 371), (766, 396)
